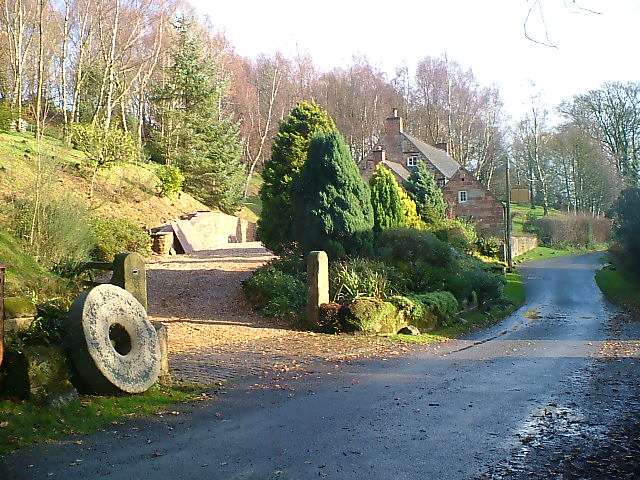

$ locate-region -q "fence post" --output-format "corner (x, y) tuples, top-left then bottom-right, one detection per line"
(306, 251), (329, 328)
(0, 263), (9, 367)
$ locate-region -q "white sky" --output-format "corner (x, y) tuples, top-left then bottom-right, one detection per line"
(189, 0), (640, 122)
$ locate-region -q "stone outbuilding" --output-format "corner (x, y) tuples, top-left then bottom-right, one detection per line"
(359, 109), (505, 238)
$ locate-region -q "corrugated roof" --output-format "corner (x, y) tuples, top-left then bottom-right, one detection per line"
(403, 133), (460, 179)
(382, 160), (411, 182)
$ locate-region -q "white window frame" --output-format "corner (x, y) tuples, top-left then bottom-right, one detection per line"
(458, 190), (468, 203)
(407, 155), (419, 167)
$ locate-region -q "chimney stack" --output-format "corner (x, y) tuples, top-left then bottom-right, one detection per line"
(386, 108), (403, 135)
(435, 142), (449, 154)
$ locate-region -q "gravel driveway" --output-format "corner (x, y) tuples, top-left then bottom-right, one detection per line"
(146, 242), (411, 384)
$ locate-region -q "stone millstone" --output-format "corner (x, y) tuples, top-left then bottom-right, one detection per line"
(67, 284), (161, 395)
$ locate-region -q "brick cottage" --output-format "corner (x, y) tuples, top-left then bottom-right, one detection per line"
(359, 109), (505, 238)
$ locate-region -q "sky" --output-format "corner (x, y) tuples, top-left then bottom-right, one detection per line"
(189, 0), (640, 122)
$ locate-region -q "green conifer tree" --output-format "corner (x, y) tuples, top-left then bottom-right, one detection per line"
(399, 189), (424, 229)
(369, 164), (406, 232)
(150, 16), (244, 213)
(404, 160), (447, 225)
(291, 130), (374, 259)
(258, 101), (334, 254)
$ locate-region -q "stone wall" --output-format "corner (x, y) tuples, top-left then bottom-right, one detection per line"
(510, 232), (538, 258)
(442, 169), (505, 238)
(186, 211), (257, 250)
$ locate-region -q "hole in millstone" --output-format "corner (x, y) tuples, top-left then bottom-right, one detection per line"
(109, 323), (132, 355)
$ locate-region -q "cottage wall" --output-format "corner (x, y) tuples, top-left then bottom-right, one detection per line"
(442, 170), (505, 237)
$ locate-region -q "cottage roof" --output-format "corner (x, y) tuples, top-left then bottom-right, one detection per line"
(403, 133), (460, 179)
(382, 160), (411, 182)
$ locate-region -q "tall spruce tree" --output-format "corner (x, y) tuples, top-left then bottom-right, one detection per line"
(404, 160), (447, 225)
(258, 101), (334, 254)
(369, 164), (406, 232)
(291, 130), (374, 259)
(151, 16), (243, 213)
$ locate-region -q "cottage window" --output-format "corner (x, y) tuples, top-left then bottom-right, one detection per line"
(458, 191), (468, 203)
(436, 177), (445, 188)
(407, 155), (419, 167)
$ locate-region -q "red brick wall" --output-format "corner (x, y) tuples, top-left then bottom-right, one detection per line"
(442, 170), (505, 238)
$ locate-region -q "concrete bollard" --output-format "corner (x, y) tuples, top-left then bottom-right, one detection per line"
(306, 251), (329, 329)
(110, 252), (147, 311)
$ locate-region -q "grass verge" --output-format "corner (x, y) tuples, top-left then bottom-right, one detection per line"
(595, 267), (640, 308)
(0, 382), (207, 455)
(386, 272), (526, 343)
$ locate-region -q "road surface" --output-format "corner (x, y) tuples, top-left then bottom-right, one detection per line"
(2, 252), (638, 479)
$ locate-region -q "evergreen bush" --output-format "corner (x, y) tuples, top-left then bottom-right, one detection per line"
(403, 160), (447, 225)
(291, 130), (374, 259)
(156, 164), (185, 198)
(369, 164), (406, 232)
(241, 266), (306, 318)
(374, 228), (455, 270)
(258, 102), (335, 254)
(89, 217), (151, 262)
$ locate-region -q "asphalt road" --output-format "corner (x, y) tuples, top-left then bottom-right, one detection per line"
(2, 252), (638, 479)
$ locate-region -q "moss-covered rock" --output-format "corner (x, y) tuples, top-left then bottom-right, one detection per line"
(1, 346), (74, 402)
(344, 298), (406, 334)
(3, 296), (36, 319)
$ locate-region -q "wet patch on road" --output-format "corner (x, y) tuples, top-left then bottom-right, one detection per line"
(478, 312), (640, 479)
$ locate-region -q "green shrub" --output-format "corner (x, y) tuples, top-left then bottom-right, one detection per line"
(430, 218), (478, 253)
(375, 228), (455, 269)
(3, 194), (96, 277)
(5, 299), (69, 350)
(343, 298), (404, 334)
(265, 254), (306, 281)
(475, 236), (503, 258)
(0, 102), (17, 131)
(330, 258), (404, 302)
(466, 270), (505, 305)
(89, 217), (151, 262)
(242, 266), (306, 318)
(156, 164), (185, 198)
(413, 291), (458, 321)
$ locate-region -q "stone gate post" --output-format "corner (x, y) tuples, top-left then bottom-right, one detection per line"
(306, 251), (329, 328)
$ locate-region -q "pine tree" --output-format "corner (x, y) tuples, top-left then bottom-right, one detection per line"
(150, 16), (243, 213)
(404, 160), (447, 225)
(369, 164), (406, 232)
(291, 130), (374, 259)
(258, 101), (334, 254)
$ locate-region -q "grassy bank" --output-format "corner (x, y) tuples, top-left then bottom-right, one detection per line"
(595, 267), (640, 308)
(0, 382), (206, 455)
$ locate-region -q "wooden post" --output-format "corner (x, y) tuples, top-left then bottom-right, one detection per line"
(0, 263), (9, 367)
